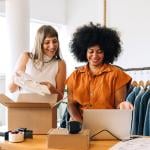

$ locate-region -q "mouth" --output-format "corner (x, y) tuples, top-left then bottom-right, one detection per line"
(47, 49), (57, 52)
(92, 59), (100, 63)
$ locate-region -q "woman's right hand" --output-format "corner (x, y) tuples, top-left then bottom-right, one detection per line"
(118, 101), (134, 110)
(68, 101), (83, 123)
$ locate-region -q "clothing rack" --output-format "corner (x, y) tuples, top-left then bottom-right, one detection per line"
(123, 67), (150, 72)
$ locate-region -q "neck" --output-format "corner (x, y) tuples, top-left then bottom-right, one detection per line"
(88, 63), (103, 74)
(43, 55), (53, 63)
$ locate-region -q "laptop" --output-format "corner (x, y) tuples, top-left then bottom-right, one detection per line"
(83, 109), (133, 140)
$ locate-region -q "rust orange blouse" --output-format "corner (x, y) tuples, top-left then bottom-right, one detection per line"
(66, 64), (132, 109)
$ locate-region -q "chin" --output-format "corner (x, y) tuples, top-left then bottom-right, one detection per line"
(46, 53), (55, 57)
(92, 63), (101, 66)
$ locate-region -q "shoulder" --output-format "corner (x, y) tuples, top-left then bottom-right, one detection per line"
(58, 59), (66, 65)
(57, 60), (66, 73)
(68, 65), (86, 78)
(109, 64), (132, 80)
(19, 51), (31, 61)
(112, 65), (124, 70)
(106, 64), (129, 77)
(58, 59), (66, 68)
(109, 64), (124, 73)
(75, 65), (87, 73)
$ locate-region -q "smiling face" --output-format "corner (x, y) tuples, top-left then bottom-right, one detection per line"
(42, 36), (59, 58)
(86, 45), (104, 68)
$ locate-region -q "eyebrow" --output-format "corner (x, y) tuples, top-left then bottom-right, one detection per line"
(88, 48), (101, 51)
(44, 38), (58, 41)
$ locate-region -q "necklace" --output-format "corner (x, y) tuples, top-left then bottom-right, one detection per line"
(43, 55), (53, 63)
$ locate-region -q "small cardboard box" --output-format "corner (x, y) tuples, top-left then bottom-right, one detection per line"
(0, 93), (58, 134)
(47, 128), (90, 150)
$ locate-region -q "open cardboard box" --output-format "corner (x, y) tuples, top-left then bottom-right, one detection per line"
(47, 128), (90, 150)
(0, 93), (58, 134)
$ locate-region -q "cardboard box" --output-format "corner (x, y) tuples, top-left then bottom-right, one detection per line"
(47, 128), (90, 150)
(0, 93), (58, 134)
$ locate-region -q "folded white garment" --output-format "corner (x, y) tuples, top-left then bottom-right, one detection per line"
(14, 72), (51, 96)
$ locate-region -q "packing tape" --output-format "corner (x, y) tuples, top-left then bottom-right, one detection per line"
(9, 131), (24, 143)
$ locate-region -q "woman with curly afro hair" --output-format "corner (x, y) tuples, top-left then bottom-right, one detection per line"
(66, 22), (133, 123)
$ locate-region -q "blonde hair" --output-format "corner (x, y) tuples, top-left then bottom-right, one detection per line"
(31, 25), (61, 69)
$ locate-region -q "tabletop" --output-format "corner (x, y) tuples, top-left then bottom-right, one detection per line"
(0, 135), (119, 150)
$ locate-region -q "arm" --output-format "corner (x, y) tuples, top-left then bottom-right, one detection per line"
(55, 60), (66, 100)
(41, 60), (66, 101)
(8, 52), (29, 93)
(67, 100), (83, 123)
(115, 85), (133, 109)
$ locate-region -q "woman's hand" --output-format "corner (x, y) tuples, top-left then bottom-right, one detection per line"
(40, 81), (63, 100)
(118, 101), (134, 110)
(40, 81), (54, 91)
(68, 101), (83, 123)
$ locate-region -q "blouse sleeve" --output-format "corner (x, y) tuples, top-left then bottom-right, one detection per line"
(115, 68), (132, 90)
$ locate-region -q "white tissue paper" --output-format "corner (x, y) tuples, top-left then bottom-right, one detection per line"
(14, 72), (51, 96)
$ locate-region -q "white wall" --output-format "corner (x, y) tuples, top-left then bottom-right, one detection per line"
(30, 0), (67, 24)
(0, 0), (67, 24)
(65, 0), (150, 70)
(67, 0), (103, 28)
(1, 0), (150, 70)
(107, 0), (150, 69)
(65, 0), (105, 75)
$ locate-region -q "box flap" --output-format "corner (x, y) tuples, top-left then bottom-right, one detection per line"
(0, 93), (14, 107)
(0, 93), (58, 108)
(48, 128), (90, 136)
(17, 93), (57, 103)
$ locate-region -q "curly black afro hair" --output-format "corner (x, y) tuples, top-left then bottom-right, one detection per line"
(70, 22), (122, 64)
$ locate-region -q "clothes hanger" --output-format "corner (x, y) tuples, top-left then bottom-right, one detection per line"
(145, 80), (150, 90)
(138, 80), (145, 88)
(131, 80), (138, 87)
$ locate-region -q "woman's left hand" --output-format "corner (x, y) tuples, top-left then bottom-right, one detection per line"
(40, 81), (52, 89)
(40, 81), (55, 93)
(40, 81), (63, 99)
(118, 101), (134, 110)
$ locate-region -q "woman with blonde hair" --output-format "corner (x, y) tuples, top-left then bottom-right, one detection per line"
(9, 25), (66, 101)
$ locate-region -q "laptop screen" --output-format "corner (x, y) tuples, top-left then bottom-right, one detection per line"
(83, 109), (133, 140)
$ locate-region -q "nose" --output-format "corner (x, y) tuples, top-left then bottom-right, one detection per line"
(49, 41), (55, 48)
(93, 52), (98, 57)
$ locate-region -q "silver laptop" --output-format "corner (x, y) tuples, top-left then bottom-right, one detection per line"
(83, 109), (133, 140)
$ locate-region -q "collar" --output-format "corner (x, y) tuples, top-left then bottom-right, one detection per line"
(78, 63), (112, 76)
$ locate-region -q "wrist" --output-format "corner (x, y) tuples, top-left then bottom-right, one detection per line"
(47, 83), (51, 89)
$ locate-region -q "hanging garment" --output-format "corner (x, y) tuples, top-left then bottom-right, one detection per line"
(137, 89), (150, 135)
(143, 97), (150, 136)
(127, 84), (134, 96)
(126, 86), (141, 105)
(131, 89), (145, 135)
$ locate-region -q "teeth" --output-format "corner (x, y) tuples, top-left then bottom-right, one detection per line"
(47, 49), (55, 51)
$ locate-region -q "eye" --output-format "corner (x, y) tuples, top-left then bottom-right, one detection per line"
(89, 51), (93, 54)
(52, 39), (58, 44)
(87, 49), (94, 53)
(97, 50), (103, 54)
(43, 41), (49, 45)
